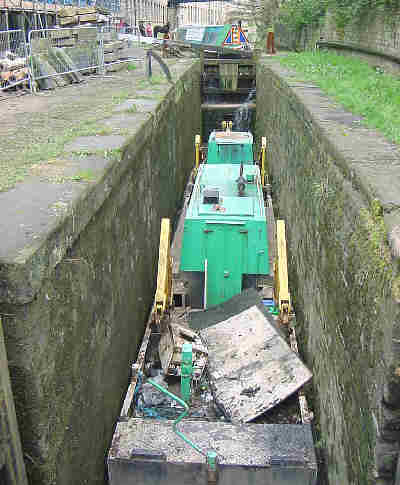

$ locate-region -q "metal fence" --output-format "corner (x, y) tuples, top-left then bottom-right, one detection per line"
(29, 26), (103, 92)
(0, 30), (29, 93)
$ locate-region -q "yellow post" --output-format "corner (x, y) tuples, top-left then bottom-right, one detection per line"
(274, 220), (292, 324)
(222, 121), (227, 130)
(260, 136), (267, 187)
(195, 134), (201, 171)
(155, 218), (172, 319)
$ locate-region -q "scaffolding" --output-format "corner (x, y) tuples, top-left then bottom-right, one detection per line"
(0, 0), (120, 38)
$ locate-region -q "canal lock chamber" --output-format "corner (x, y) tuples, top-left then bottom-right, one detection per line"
(3, 52), (394, 485)
(108, 55), (318, 485)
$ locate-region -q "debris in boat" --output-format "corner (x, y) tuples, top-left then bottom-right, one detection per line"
(200, 305), (312, 424)
(158, 323), (208, 380)
(140, 375), (171, 407)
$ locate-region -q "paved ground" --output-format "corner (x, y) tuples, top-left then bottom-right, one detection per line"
(0, 47), (189, 190)
(0, 48), (196, 261)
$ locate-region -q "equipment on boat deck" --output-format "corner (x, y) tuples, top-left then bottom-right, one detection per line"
(180, 125), (269, 308)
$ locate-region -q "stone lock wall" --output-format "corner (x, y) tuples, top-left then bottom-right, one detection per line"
(276, 7), (400, 67)
(0, 63), (201, 485)
(0, 317), (28, 485)
(257, 57), (400, 484)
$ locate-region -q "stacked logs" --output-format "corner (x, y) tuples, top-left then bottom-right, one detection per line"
(0, 53), (29, 91)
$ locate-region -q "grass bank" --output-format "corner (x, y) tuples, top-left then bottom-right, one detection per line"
(279, 50), (400, 144)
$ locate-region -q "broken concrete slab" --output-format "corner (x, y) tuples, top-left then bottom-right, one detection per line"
(108, 418), (317, 485)
(189, 288), (266, 331)
(200, 305), (312, 424)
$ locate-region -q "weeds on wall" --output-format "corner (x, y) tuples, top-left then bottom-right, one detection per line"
(279, 0), (400, 33)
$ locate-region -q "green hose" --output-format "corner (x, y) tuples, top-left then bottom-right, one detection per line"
(147, 375), (205, 456)
(145, 374), (218, 474)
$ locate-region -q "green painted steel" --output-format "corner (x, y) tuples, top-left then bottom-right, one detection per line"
(181, 343), (193, 403)
(176, 24), (232, 46)
(146, 374), (205, 456)
(180, 161), (268, 308)
(207, 131), (254, 164)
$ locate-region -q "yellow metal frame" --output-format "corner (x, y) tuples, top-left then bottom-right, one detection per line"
(274, 220), (292, 324)
(195, 134), (201, 171)
(221, 121), (232, 131)
(260, 136), (267, 187)
(154, 218), (172, 320)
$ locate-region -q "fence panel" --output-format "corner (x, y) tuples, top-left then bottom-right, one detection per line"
(99, 27), (144, 73)
(0, 30), (29, 93)
(29, 27), (103, 92)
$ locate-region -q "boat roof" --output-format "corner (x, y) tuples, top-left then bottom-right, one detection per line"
(186, 163), (265, 221)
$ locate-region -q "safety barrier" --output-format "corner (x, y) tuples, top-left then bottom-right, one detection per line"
(29, 26), (103, 92)
(0, 30), (30, 93)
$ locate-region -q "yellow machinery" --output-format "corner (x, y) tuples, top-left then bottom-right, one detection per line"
(260, 136), (267, 187)
(195, 134), (201, 172)
(154, 218), (172, 326)
(274, 220), (292, 324)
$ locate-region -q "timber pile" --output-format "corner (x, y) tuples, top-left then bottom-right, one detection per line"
(0, 52), (29, 91)
(104, 39), (127, 72)
(57, 6), (110, 27)
(30, 27), (100, 91)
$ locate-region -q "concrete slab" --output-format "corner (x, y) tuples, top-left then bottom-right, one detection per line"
(133, 98), (160, 112)
(0, 179), (83, 261)
(200, 305), (312, 423)
(0, 155), (111, 262)
(108, 418), (317, 485)
(189, 288), (267, 331)
(103, 113), (150, 130)
(64, 135), (127, 152)
(112, 100), (140, 112)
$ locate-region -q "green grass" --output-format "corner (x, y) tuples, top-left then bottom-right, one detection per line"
(279, 51), (400, 144)
(70, 169), (97, 182)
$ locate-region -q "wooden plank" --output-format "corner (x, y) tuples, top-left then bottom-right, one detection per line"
(59, 16), (78, 26)
(104, 52), (117, 63)
(105, 62), (126, 72)
(57, 6), (77, 17)
(201, 305), (312, 423)
(120, 317), (152, 419)
(104, 40), (124, 53)
(288, 323), (313, 424)
(78, 13), (98, 23)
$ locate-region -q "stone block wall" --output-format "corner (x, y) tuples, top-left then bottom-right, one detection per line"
(276, 8), (400, 62)
(323, 10), (400, 58)
(0, 62), (201, 485)
(0, 317), (28, 485)
(257, 57), (400, 484)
